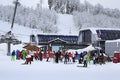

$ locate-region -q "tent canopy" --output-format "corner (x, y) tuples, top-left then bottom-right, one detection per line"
(23, 45), (39, 51)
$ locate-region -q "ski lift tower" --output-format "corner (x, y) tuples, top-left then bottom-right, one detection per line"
(0, 0), (21, 56)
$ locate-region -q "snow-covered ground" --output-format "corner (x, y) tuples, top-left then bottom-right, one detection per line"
(0, 53), (120, 80)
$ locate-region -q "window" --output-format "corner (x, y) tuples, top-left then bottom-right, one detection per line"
(82, 30), (91, 43)
(96, 30), (120, 40)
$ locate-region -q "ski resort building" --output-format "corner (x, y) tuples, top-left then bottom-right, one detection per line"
(30, 34), (87, 52)
(78, 28), (120, 56)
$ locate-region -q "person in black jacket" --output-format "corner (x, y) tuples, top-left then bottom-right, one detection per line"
(55, 52), (59, 63)
(64, 53), (68, 64)
(39, 51), (43, 61)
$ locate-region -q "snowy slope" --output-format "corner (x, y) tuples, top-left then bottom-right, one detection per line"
(0, 21), (37, 42)
(57, 14), (79, 35)
(0, 21), (42, 54)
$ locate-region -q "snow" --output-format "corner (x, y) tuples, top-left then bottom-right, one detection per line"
(77, 45), (100, 53)
(57, 14), (79, 35)
(106, 39), (120, 43)
(0, 21), (32, 42)
(0, 53), (120, 80)
(67, 45), (101, 54)
(79, 27), (120, 34)
(0, 21), (42, 54)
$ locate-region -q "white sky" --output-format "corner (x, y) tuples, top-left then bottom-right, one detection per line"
(0, 0), (120, 9)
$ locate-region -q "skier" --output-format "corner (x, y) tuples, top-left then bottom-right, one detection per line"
(46, 53), (49, 62)
(34, 51), (39, 60)
(83, 54), (88, 67)
(30, 50), (34, 61)
(22, 50), (27, 60)
(72, 53), (75, 63)
(64, 52), (68, 64)
(17, 50), (21, 60)
(11, 50), (16, 61)
(55, 52), (59, 63)
(39, 51), (43, 61)
(87, 52), (91, 64)
(25, 54), (31, 64)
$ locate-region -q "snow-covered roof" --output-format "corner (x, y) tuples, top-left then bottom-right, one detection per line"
(106, 39), (120, 43)
(37, 33), (78, 36)
(77, 45), (101, 53)
(48, 38), (68, 43)
(67, 45), (101, 54)
(79, 27), (120, 34)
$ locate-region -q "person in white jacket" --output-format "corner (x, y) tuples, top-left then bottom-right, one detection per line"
(30, 50), (34, 61)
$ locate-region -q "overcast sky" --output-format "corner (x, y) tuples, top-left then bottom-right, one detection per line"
(0, 0), (120, 9)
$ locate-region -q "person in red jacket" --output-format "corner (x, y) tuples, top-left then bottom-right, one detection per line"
(34, 51), (39, 60)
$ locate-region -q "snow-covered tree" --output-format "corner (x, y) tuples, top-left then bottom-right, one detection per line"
(48, 0), (80, 14)
(0, 4), (57, 33)
(73, 11), (120, 29)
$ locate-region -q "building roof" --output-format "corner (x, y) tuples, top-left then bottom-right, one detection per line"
(106, 39), (120, 43)
(79, 27), (120, 34)
(48, 38), (68, 43)
(37, 33), (78, 37)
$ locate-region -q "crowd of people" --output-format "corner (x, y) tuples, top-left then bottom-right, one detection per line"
(11, 49), (112, 67)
